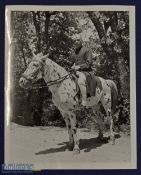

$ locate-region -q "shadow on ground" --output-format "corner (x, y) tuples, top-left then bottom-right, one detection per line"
(35, 134), (120, 155)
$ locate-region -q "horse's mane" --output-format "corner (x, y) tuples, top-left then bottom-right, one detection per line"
(33, 54), (69, 75)
(46, 57), (68, 75)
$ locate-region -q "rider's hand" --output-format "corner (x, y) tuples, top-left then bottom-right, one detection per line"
(74, 65), (80, 71)
(71, 65), (80, 71)
(71, 65), (75, 70)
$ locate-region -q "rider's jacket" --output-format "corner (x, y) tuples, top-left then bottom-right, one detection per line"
(71, 45), (93, 71)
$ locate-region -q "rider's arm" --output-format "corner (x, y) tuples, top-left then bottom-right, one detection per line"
(70, 53), (75, 66)
(78, 63), (91, 71)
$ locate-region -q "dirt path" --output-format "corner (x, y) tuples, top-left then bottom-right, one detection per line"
(7, 122), (131, 169)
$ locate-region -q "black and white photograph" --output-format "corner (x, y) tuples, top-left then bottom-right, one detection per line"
(5, 6), (136, 170)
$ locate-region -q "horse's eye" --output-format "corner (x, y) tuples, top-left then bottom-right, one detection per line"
(33, 63), (38, 67)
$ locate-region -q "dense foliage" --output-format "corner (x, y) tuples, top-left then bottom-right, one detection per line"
(10, 11), (130, 132)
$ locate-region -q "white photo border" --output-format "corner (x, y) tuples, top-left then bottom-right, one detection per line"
(5, 5), (136, 170)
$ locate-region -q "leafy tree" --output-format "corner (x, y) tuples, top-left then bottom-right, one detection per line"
(87, 11), (129, 99)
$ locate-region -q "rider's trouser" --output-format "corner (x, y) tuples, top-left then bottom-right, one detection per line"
(76, 71), (87, 106)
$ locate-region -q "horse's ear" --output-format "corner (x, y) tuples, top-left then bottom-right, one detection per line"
(36, 52), (43, 58)
(32, 52), (36, 57)
(39, 52), (43, 56)
(41, 53), (49, 64)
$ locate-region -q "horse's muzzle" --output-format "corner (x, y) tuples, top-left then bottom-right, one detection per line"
(19, 77), (29, 89)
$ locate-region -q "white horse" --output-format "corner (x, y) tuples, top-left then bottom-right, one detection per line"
(19, 53), (118, 154)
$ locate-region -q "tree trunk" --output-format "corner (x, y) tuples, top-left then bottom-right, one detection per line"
(44, 12), (50, 53)
(87, 11), (129, 99)
(19, 41), (27, 67)
(107, 12), (130, 99)
(87, 12), (110, 58)
(32, 11), (41, 53)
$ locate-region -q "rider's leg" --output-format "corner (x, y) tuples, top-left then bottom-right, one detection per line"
(76, 71), (87, 106)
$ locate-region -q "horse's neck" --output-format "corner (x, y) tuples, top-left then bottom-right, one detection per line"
(44, 58), (67, 81)
(43, 58), (77, 103)
(43, 58), (68, 92)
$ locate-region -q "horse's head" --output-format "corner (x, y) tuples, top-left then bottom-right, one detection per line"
(19, 53), (47, 89)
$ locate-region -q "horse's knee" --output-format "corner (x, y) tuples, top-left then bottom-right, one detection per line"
(72, 127), (77, 134)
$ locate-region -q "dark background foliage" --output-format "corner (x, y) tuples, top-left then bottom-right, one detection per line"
(10, 11), (130, 133)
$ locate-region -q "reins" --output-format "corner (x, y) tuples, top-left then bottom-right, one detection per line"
(30, 71), (74, 89)
(46, 72), (72, 86)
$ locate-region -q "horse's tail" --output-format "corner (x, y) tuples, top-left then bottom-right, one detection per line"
(106, 80), (118, 114)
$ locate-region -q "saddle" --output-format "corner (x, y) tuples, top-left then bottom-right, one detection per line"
(71, 72), (102, 98)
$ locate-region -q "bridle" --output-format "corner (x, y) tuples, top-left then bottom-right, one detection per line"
(44, 72), (72, 87)
(21, 68), (74, 89)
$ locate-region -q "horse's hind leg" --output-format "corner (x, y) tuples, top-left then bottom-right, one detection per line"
(92, 105), (104, 141)
(108, 110), (115, 145)
(97, 112), (104, 140)
(101, 93), (115, 145)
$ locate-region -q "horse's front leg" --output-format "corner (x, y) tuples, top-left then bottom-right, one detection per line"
(69, 112), (80, 154)
(61, 112), (74, 151)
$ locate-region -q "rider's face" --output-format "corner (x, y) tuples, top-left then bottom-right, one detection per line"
(75, 38), (81, 44)
(75, 38), (82, 49)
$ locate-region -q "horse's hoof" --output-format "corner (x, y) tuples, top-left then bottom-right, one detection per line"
(109, 140), (115, 145)
(73, 148), (80, 155)
(68, 144), (74, 151)
(73, 145), (80, 154)
(109, 136), (115, 145)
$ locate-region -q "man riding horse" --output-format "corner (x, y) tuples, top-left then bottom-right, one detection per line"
(19, 37), (118, 153)
(71, 37), (93, 106)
